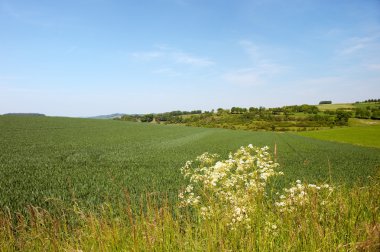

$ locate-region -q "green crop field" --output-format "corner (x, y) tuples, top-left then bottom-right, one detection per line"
(316, 102), (380, 111)
(317, 103), (355, 111)
(1, 115), (380, 251)
(349, 118), (380, 126)
(298, 125), (380, 148)
(1, 116), (380, 212)
(353, 102), (380, 109)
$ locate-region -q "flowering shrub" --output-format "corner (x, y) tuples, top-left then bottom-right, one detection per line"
(179, 144), (333, 230)
(179, 145), (282, 229)
(275, 180), (334, 213)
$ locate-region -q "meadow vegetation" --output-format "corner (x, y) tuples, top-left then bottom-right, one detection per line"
(299, 124), (380, 148)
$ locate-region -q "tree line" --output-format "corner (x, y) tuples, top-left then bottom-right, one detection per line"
(116, 102), (380, 131)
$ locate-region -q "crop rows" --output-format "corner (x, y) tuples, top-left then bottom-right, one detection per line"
(0, 116), (379, 212)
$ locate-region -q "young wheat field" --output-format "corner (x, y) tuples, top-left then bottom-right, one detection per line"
(0, 115), (379, 251)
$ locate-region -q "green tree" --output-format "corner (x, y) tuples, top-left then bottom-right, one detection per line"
(355, 108), (370, 119)
(141, 114), (154, 122)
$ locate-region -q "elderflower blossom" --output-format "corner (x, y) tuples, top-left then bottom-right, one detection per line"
(179, 145), (281, 229)
(179, 144), (335, 231)
(275, 180), (334, 213)
(264, 221), (279, 236)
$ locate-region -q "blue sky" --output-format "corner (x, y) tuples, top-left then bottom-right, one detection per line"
(1, 0), (379, 116)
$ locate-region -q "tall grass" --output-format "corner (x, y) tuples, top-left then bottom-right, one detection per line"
(1, 179), (379, 250)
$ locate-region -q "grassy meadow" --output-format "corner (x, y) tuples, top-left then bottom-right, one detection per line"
(316, 102), (380, 111)
(317, 103), (355, 111)
(299, 122), (380, 148)
(0, 115), (379, 250)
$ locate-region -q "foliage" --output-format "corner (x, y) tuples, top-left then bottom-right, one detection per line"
(354, 106), (380, 120)
(335, 110), (352, 125)
(231, 107), (247, 114)
(119, 114), (139, 122)
(281, 104), (319, 114)
(151, 104), (357, 131)
(319, 100), (332, 104)
(357, 98), (380, 103)
(140, 113), (154, 122)
(372, 109), (380, 120)
(117, 102), (380, 131)
(178, 109), (347, 130)
(2, 113), (45, 116)
(120, 110), (203, 123)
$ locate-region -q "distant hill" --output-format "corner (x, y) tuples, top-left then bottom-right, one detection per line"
(3, 113), (45, 117)
(89, 113), (125, 119)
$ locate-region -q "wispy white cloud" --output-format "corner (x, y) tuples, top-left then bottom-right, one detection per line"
(338, 36), (379, 55)
(130, 51), (163, 60)
(130, 46), (214, 67)
(341, 44), (365, 55)
(173, 52), (214, 67)
(223, 40), (288, 86)
(223, 63), (286, 87)
(340, 39), (368, 55)
(333, 33), (380, 76)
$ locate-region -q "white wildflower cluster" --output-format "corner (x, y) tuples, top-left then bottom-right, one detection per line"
(274, 180), (333, 213)
(179, 145), (335, 231)
(264, 221), (279, 237)
(179, 145), (281, 229)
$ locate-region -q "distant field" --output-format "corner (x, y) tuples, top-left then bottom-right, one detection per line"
(349, 118), (380, 126)
(299, 125), (380, 148)
(353, 102), (380, 109)
(1, 116), (379, 212)
(316, 102), (379, 111)
(317, 103), (355, 111)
